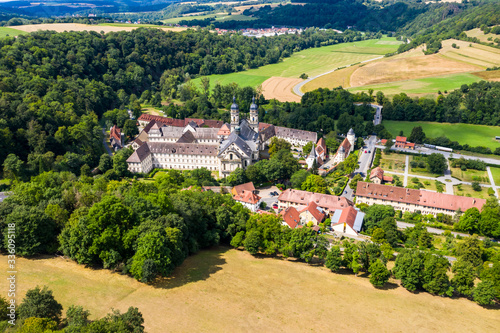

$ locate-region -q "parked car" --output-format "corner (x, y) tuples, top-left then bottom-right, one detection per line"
(272, 204), (278, 209)
(364, 150), (367, 153)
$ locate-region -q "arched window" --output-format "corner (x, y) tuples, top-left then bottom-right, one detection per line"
(230, 154), (233, 160)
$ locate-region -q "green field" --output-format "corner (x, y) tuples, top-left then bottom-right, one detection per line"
(191, 37), (403, 89)
(489, 166), (500, 185)
(99, 23), (162, 28)
(383, 120), (500, 150)
(163, 13), (255, 24)
(0, 27), (28, 37)
(349, 73), (482, 96)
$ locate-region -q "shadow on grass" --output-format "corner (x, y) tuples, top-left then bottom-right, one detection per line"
(153, 246), (229, 290)
(379, 281), (399, 290)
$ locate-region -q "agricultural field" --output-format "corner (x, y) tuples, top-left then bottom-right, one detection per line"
(309, 39), (500, 98)
(383, 121), (500, 150)
(0, 26), (28, 37)
(2, 248), (498, 333)
(163, 13), (255, 24)
(348, 73), (482, 97)
(450, 167), (490, 184)
(473, 69), (500, 82)
(12, 23), (187, 34)
(192, 37), (402, 101)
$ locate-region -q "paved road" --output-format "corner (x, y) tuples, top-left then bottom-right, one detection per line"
(293, 56), (384, 97)
(102, 128), (113, 156)
(0, 192), (11, 203)
(396, 221), (472, 238)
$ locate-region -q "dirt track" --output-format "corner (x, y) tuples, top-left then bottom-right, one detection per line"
(262, 76), (302, 102)
(13, 23), (186, 34)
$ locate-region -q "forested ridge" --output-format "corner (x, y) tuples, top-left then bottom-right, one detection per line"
(0, 27), (360, 178)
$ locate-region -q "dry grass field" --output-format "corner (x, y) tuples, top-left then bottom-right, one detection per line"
(465, 27), (500, 43)
(13, 23), (186, 34)
(349, 53), (480, 87)
(473, 69), (500, 81)
(2, 248), (497, 333)
(302, 64), (360, 92)
(261, 76), (302, 102)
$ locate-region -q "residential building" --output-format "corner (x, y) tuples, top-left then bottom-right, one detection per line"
(109, 125), (123, 151)
(298, 201), (326, 226)
(278, 189), (353, 215)
(394, 136), (415, 150)
(355, 182), (486, 216)
(280, 207), (300, 229)
(369, 167), (393, 184)
(330, 206), (365, 236)
(331, 128), (356, 165)
(233, 189), (262, 212)
(231, 182), (256, 196)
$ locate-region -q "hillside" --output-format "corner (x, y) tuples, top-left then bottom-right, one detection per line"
(303, 39), (500, 97)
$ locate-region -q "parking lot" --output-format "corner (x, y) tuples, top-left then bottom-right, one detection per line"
(255, 186), (282, 211)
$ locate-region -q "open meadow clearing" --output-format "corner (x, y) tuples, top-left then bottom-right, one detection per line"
(163, 13), (255, 24)
(261, 76), (302, 102)
(12, 23), (187, 34)
(383, 121), (500, 150)
(1, 248), (498, 333)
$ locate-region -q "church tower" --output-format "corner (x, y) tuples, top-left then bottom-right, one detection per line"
(230, 96), (239, 132)
(249, 96), (259, 131)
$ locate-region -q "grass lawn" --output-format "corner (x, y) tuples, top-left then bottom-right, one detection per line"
(450, 167), (490, 184)
(1, 248), (498, 333)
(407, 177), (439, 192)
(191, 37), (402, 89)
(454, 184), (489, 199)
(379, 152), (406, 172)
(383, 120), (500, 150)
(142, 106), (164, 116)
(349, 73), (482, 97)
(0, 26), (28, 37)
(490, 166), (500, 185)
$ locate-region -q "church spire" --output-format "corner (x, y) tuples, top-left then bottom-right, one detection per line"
(230, 96), (239, 132)
(249, 96), (259, 131)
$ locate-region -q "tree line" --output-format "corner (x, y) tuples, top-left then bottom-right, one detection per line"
(0, 286), (144, 332)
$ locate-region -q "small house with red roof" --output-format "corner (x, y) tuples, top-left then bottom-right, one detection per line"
(330, 206), (365, 236)
(280, 207), (300, 229)
(394, 136), (415, 150)
(233, 189), (262, 212)
(298, 201), (326, 226)
(109, 125), (123, 151)
(369, 167), (393, 184)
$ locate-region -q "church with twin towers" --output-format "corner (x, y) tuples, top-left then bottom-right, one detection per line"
(127, 97), (319, 177)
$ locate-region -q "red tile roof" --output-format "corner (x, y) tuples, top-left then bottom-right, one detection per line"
(299, 201), (326, 223)
(332, 206), (358, 229)
(278, 189), (353, 212)
(316, 137), (326, 155)
(395, 136), (407, 143)
(233, 190), (261, 204)
(338, 137), (351, 153)
(110, 125), (121, 142)
(280, 207), (300, 229)
(380, 139), (387, 145)
(217, 123), (231, 136)
(370, 167), (384, 180)
(232, 182), (256, 196)
(356, 182), (486, 212)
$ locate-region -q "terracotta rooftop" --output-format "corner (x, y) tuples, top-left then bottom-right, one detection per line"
(233, 190), (261, 205)
(396, 136), (407, 143)
(217, 123), (231, 136)
(356, 182), (486, 212)
(332, 206), (358, 229)
(316, 137), (326, 155)
(280, 207), (300, 229)
(109, 125), (121, 142)
(299, 201), (326, 223)
(278, 189), (353, 212)
(232, 182), (256, 196)
(370, 167), (384, 180)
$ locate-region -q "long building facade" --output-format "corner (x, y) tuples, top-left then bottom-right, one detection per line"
(127, 98), (317, 177)
(355, 182), (486, 216)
